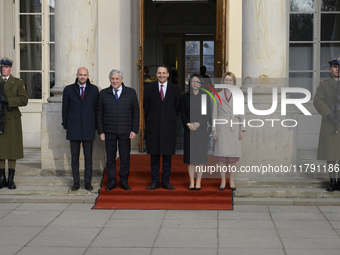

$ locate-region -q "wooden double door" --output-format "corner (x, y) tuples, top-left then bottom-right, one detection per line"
(137, 0), (228, 152)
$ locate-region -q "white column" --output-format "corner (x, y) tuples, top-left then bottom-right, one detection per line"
(49, 0), (98, 102)
(242, 0), (287, 85)
(238, 1), (298, 169)
(42, 0), (105, 173)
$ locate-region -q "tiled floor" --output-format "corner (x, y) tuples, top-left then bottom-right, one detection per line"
(1, 204), (340, 255)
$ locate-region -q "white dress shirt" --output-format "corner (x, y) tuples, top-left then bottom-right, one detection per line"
(78, 83), (87, 96)
(158, 81), (168, 97)
(112, 85), (122, 99)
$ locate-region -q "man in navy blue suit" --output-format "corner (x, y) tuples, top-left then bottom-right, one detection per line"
(97, 69), (139, 191)
(62, 67), (99, 191)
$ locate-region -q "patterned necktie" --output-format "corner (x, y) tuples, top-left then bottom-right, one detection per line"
(114, 89), (119, 100)
(80, 86), (84, 101)
(3, 78), (7, 82)
(160, 85), (164, 101)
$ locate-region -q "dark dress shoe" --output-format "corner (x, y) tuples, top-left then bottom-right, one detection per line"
(71, 184), (79, 191)
(106, 183), (116, 191)
(161, 183), (175, 190)
(228, 181), (236, 191)
(121, 183), (131, 190)
(327, 178), (337, 192)
(85, 183), (93, 191)
(147, 183), (160, 190)
(188, 187), (195, 191)
(195, 187), (201, 191)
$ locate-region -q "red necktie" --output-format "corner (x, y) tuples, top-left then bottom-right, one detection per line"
(80, 87), (84, 101)
(160, 85), (164, 101)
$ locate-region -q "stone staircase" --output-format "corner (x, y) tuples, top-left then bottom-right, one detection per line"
(0, 149), (100, 203)
(1, 149), (340, 205)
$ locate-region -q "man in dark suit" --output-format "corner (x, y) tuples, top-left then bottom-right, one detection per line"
(97, 69), (139, 191)
(62, 67), (99, 191)
(143, 65), (182, 190)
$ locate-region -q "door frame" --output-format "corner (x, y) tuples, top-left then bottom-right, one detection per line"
(138, 0), (227, 152)
(138, 0), (145, 152)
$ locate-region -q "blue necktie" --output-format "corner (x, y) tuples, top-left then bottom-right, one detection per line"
(114, 89), (118, 100)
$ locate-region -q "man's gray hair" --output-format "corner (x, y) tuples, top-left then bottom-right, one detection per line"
(109, 69), (123, 79)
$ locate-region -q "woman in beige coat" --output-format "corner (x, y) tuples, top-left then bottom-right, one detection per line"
(212, 71), (245, 191)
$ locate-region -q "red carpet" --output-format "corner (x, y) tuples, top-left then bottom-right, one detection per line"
(93, 154), (233, 210)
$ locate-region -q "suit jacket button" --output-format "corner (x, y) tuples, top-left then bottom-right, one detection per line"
(8, 117), (11, 120)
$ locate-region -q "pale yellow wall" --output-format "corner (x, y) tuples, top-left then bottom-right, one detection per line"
(98, 0), (138, 92)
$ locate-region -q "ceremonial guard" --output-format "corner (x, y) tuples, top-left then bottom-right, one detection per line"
(0, 57), (28, 189)
(314, 57), (340, 191)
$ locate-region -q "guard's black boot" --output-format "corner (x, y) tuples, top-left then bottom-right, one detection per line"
(336, 179), (340, 191)
(7, 169), (16, 190)
(327, 178), (336, 192)
(0, 169), (7, 189)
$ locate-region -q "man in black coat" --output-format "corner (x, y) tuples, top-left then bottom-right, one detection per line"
(97, 69), (139, 191)
(143, 65), (182, 190)
(62, 67), (99, 191)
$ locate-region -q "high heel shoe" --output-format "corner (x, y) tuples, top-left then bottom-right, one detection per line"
(195, 187), (201, 191)
(188, 187), (195, 191)
(228, 181), (236, 191)
(219, 184), (226, 191)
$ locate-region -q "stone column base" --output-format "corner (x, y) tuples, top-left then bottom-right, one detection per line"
(41, 103), (105, 172)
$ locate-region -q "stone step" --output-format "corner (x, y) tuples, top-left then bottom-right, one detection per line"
(13, 176), (102, 186)
(234, 177), (328, 189)
(0, 186), (99, 196)
(2, 148), (338, 205)
(0, 195), (96, 204)
(14, 168), (104, 177)
(40, 169), (104, 177)
(234, 188), (340, 199)
(1, 185), (339, 199)
(234, 197), (340, 206)
(6, 175), (329, 189)
(1, 187), (340, 205)
(0, 194), (339, 206)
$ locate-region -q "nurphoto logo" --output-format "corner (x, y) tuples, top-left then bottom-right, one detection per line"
(200, 84), (311, 128)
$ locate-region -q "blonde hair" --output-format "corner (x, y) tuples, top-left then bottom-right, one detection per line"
(222, 71), (236, 86)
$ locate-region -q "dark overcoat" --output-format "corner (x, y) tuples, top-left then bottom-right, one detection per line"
(97, 83), (139, 136)
(180, 91), (210, 164)
(314, 77), (340, 160)
(144, 82), (181, 155)
(0, 75), (28, 159)
(62, 79), (99, 141)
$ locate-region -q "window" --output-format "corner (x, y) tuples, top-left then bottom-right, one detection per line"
(289, 0), (340, 98)
(18, 0), (55, 101)
(184, 39), (214, 85)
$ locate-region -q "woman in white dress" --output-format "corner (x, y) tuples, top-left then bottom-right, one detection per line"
(212, 71), (245, 191)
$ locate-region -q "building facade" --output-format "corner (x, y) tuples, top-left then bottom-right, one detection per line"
(1, 0), (338, 171)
